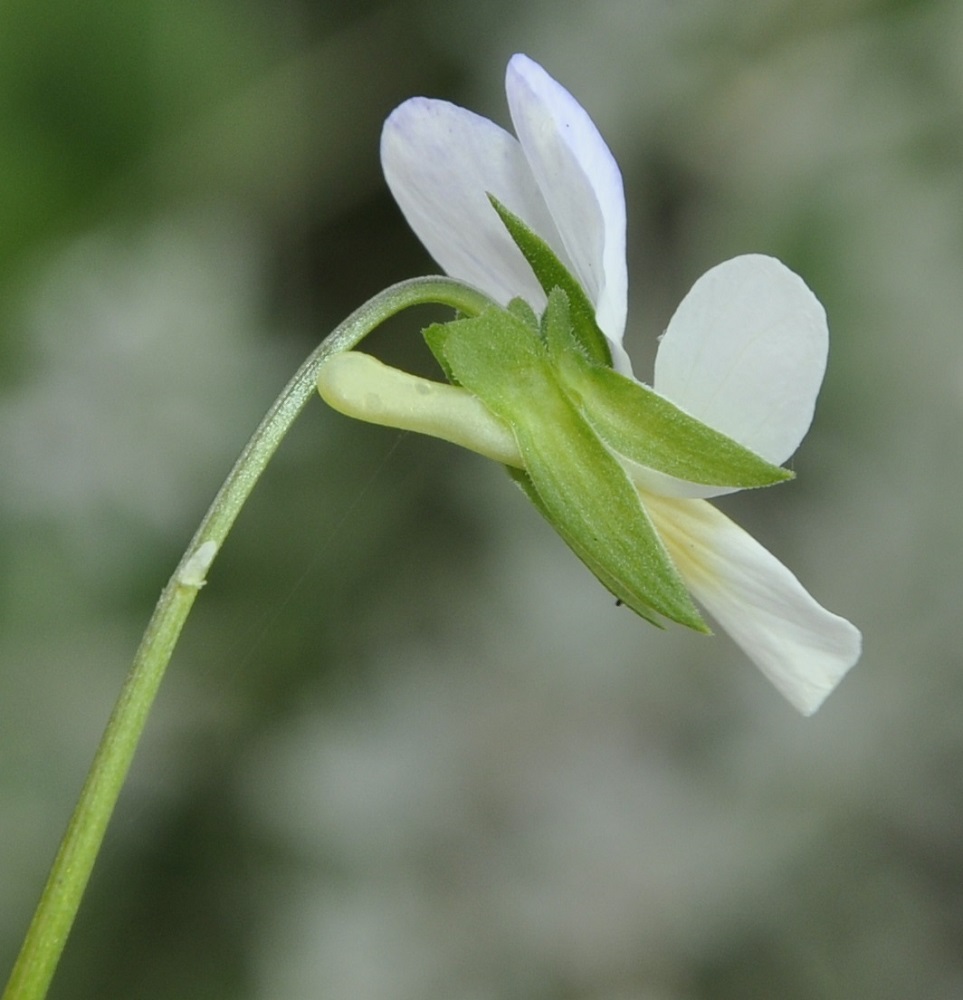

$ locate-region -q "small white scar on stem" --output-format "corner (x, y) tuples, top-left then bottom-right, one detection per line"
(177, 539), (219, 589)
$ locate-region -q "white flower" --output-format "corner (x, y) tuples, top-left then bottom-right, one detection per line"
(373, 54), (861, 714)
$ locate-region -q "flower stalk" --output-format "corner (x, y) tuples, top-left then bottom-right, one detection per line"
(1, 276), (494, 1000)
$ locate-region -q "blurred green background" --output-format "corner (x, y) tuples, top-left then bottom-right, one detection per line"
(2, 1), (962, 997)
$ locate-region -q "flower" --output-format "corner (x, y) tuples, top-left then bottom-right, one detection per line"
(322, 54), (860, 714)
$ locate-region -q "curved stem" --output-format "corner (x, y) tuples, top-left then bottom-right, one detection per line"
(2, 276), (494, 1000)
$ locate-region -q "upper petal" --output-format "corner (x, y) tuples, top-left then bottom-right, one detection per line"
(505, 54), (630, 371)
(653, 255), (828, 465)
(381, 96), (563, 310)
(644, 492), (861, 715)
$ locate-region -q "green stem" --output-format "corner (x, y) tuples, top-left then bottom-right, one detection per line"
(2, 276), (494, 1000)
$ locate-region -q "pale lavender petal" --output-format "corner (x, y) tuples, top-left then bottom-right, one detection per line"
(654, 255), (828, 465)
(381, 96), (565, 310)
(645, 493), (861, 715)
(506, 54), (629, 365)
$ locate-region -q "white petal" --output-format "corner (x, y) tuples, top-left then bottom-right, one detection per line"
(653, 255), (828, 465)
(644, 493), (861, 715)
(381, 96), (563, 310)
(505, 54), (630, 369)
(622, 458), (743, 501)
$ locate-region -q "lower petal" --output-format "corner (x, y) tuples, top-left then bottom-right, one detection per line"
(643, 493), (861, 715)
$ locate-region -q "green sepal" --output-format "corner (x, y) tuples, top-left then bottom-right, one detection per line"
(425, 296), (538, 383)
(423, 322), (460, 384)
(508, 467), (660, 629)
(424, 303), (706, 631)
(542, 289), (793, 490)
(488, 195), (613, 369)
(506, 296), (539, 330)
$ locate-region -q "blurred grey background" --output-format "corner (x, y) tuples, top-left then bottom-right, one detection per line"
(1, 1), (961, 997)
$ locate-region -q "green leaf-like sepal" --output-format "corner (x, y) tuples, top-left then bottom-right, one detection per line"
(425, 303), (706, 631)
(542, 289), (793, 490)
(488, 201), (789, 491)
(488, 195), (613, 369)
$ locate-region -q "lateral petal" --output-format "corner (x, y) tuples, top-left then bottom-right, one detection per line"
(381, 96), (562, 311)
(644, 492), (861, 715)
(653, 255), (828, 465)
(506, 54), (630, 372)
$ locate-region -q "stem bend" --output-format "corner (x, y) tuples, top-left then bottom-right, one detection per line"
(2, 275), (493, 1000)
